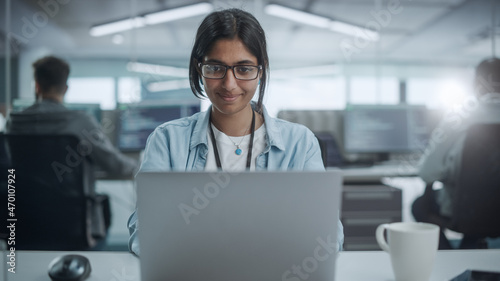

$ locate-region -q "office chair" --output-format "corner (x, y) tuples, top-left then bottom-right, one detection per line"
(0, 133), (11, 245)
(423, 123), (500, 249)
(2, 134), (110, 251)
(314, 132), (344, 167)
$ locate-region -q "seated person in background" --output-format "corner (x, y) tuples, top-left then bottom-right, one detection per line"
(127, 8), (344, 256)
(6, 56), (139, 176)
(413, 57), (500, 248)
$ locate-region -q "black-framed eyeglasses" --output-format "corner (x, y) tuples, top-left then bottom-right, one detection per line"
(198, 63), (262, 80)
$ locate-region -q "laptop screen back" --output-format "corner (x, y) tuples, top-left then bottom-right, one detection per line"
(137, 171), (342, 281)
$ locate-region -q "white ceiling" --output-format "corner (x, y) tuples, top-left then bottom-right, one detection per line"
(1, 0), (499, 69)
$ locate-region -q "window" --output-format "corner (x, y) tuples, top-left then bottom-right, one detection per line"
(264, 77), (346, 117)
(349, 77), (399, 105)
(66, 77), (115, 109)
(407, 78), (472, 109)
(118, 77), (142, 104)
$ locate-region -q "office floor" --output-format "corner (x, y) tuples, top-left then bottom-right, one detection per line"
(97, 177), (500, 251)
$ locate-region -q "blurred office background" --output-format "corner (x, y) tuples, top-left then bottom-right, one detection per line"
(1, 0), (499, 250)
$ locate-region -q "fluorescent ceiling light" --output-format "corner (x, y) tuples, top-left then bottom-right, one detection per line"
(148, 79), (191, 92)
(127, 62), (189, 78)
(264, 4), (330, 29)
(90, 17), (145, 37)
(330, 21), (379, 41)
(264, 4), (379, 41)
(145, 3), (213, 25)
(90, 3), (213, 37)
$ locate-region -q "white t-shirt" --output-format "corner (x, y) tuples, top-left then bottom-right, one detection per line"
(205, 123), (267, 172)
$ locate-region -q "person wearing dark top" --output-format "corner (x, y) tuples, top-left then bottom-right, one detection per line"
(413, 57), (500, 248)
(6, 55), (138, 176)
(6, 56), (139, 248)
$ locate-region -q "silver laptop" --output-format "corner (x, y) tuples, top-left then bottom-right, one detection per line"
(137, 171), (342, 281)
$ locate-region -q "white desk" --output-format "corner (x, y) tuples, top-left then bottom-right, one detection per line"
(336, 250), (500, 281)
(3, 250), (499, 281)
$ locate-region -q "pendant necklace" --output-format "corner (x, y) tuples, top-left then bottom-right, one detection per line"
(209, 110), (256, 170)
(225, 127), (250, 155)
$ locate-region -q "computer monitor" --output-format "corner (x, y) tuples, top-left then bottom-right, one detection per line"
(117, 103), (200, 152)
(343, 104), (432, 155)
(12, 99), (102, 122)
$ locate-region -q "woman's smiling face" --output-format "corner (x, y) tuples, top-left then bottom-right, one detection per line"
(201, 38), (260, 117)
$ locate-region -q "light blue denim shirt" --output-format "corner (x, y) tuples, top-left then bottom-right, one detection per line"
(128, 104), (344, 255)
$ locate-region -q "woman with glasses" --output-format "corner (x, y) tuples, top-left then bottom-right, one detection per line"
(128, 8), (343, 255)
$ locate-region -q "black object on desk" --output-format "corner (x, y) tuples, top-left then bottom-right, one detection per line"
(450, 270), (500, 281)
(48, 254), (92, 281)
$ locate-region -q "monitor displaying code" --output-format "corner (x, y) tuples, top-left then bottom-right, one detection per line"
(343, 105), (431, 153)
(117, 104), (200, 151)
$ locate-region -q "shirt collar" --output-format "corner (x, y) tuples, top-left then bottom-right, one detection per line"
(39, 98), (62, 104)
(190, 108), (211, 150)
(260, 103), (285, 151)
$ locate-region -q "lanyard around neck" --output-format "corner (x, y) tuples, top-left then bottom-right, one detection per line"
(208, 110), (256, 170)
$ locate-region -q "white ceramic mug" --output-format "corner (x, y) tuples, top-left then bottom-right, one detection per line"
(376, 222), (439, 281)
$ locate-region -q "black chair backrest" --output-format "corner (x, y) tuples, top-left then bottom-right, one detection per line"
(0, 133), (10, 235)
(314, 132), (344, 167)
(451, 123), (500, 237)
(0, 133), (8, 170)
(3, 134), (95, 250)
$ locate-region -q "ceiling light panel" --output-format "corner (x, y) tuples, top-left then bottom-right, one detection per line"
(90, 17), (145, 37)
(90, 3), (214, 37)
(127, 62), (189, 78)
(145, 3), (213, 25)
(264, 4), (379, 41)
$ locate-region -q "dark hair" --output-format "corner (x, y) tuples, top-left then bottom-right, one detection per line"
(33, 56), (70, 93)
(475, 57), (500, 95)
(189, 8), (269, 113)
